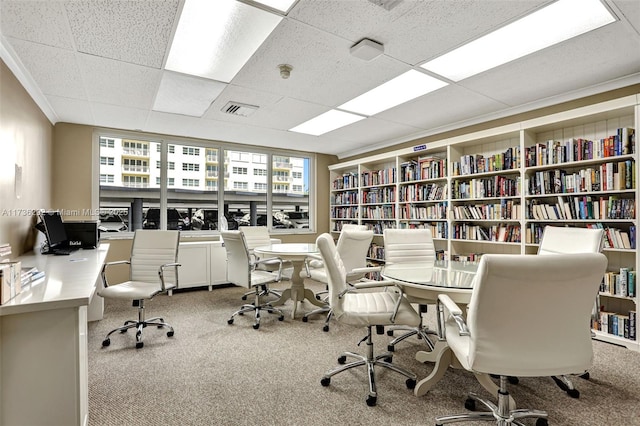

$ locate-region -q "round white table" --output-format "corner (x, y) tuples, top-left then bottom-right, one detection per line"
(382, 261), (513, 407)
(254, 243), (326, 318)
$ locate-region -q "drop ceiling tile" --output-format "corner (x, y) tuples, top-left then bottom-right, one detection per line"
(77, 54), (162, 110)
(0, 1), (74, 49)
(153, 71), (226, 117)
(612, 0), (640, 34)
(46, 95), (94, 125)
(6, 37), (86, 99)
(323, 115), (422, 145)
(231, 17), (408, 107)
(64, 0), (179, 68)
(92, 103), (149, 131)
(460, 22), (640, 107)
(376, 85), (509, 131)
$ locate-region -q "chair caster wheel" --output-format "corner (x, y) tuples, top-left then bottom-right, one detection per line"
(267, 309), (274, 314)
(579, 372), (590, 380)
(167, 331), (174, 337)
(387, 345), (395, 352)
(120, 329), (128, 334)
(387, 330), (394, 336)
(315, 295), (322, 300)
(227, 319), (234, 325)
(338, 355), (347, 364)
(567, 388), (580, 398)
(406, 378), (416, 389)
(322, 325), (329, 332)
(253, 323), (260, 330)
(383, 356), (392, 363)
(102, 338), (110, 347)
(536, 419), (549, 426)
(241, 295), (247, 301)
(302, 316), (308, 322)
(366, 395), (377, 406)
(136, 342), (143, 349)
(508, 376), (519, 385)
(464, 397), (476, 411)
(238, 312), (244, 316)
(278, 316), (284, 321)
(320, 377), (330, 387)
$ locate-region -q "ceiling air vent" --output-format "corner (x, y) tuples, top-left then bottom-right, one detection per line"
(367, 0), (403, 11)
(221, 101), (259, 117)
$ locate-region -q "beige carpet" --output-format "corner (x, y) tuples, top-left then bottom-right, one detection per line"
(88, 280), (640, 426)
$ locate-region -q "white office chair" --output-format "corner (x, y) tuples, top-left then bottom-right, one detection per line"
(302, 227), (376, 331)
(435, 253), (607, 426)
(238, 226), (291, 301)
(536, 225), (605, 398)
(316, 233), (421, 406)
(221, 230), (286, 329)
(98, 230), (181, 349)
(383, 228), (437, 352)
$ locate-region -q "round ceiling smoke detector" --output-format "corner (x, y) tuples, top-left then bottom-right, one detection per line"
(278, 64), (292, 79)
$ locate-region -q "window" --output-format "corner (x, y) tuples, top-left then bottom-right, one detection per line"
(182, 179), (200, 187)
(182, 146), (200, 156)
(100, 156), (114, 165)
(99, 135), (313, 233)
(182, 163), (200, 172)
(100, 138), (115, 148)
(233, 181), (248, 190)
(100, 174), (114, 183)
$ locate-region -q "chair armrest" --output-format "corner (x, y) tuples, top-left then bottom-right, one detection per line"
(437, 294), (469, 337)
(254, 257), (284, 281)
(100, 260), (130, 288)
(353, 279), (405, 323)
(158, 262), (181, 291)
(303, 253), (324, 276)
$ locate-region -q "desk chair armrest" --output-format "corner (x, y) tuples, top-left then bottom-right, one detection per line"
(159, 262), (181, 291)
(100, 260), (131, 288)
(254, 257), (284, 280)
(437, 294), (469, 337)
(353, 279), (406, 323)
(303, 253), (324, 276)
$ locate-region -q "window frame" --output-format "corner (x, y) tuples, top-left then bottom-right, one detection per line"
(94, 129), (316, 237)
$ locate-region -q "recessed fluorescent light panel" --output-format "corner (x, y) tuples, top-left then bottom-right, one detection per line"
(289, 110), (366, 136)
(165, 0), (282, 83)
(249, 0), (297, 13)
(153, 71), (227, 117)
(420, 0), (616, 81)
(338, 70), (448, 116)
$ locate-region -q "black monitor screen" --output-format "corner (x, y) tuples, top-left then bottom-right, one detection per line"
(41, 211), (68, 248)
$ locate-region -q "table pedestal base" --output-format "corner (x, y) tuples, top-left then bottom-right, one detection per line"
(414, 341), (516, 409)
(271, 260), (325, 318)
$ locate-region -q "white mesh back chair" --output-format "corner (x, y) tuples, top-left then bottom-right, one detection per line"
(98, 230), (181, 349)
(222, 230), (285, 329)
(435, 253), (607, 426)
(536, 225), (604, 398)
(302, 227), (375, 331)
(383, 228), (437, 352)
(316, 233), (421, 406)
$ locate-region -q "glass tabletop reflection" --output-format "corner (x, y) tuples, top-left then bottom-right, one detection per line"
(381, 261), (478, 290)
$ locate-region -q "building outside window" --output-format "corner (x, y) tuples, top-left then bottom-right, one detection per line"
(98, 135), (313, 233)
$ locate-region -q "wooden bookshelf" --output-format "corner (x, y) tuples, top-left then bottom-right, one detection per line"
(329, 94), (640, 351)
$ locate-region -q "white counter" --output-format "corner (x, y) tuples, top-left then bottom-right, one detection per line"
(0, 244), (109, 426)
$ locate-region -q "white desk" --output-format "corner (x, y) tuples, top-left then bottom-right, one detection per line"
(382, 261), (512, 405)
(0, 244), (109, 426)
(254, 243), (325, 318)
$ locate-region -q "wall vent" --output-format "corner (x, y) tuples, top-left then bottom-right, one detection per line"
(367, 0), (403, 11)
(221, 101), (259, 117)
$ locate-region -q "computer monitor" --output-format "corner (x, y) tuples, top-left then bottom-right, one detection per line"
(40, 211), (68, 251)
